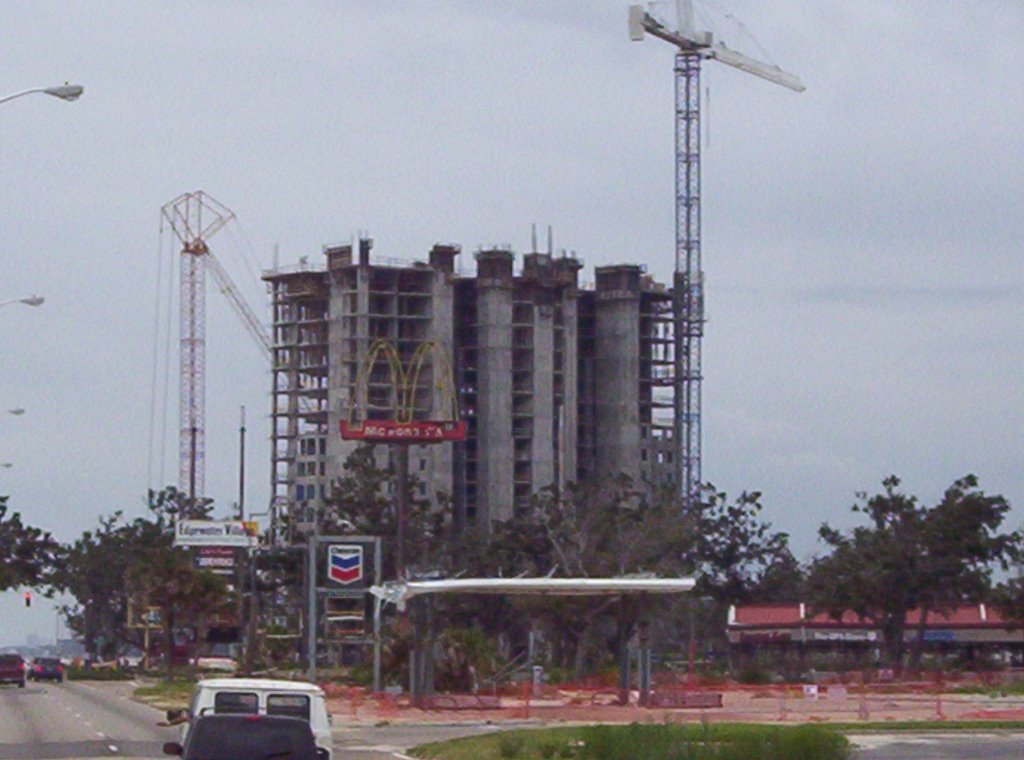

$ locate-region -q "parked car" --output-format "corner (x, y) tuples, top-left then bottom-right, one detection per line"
(116, 650), (145, 670)
(169, 678), (332, 760)
(28, 657), (64, 683)
(163, 714), (325, 760)
(0, 653), (26, 688)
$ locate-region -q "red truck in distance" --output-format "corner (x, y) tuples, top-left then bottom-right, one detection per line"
(0, 654), (27, 688)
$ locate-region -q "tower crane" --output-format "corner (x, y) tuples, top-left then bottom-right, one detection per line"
(629, 1), (803, 509)
(161, 190), (271, 502)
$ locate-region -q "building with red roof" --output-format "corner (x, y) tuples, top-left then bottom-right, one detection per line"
(726, 603), (1024, 667)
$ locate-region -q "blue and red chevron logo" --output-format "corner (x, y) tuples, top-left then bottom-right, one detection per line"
(328, 545), (363, 585)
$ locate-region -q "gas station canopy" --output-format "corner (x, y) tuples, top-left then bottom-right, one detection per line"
(370, 577), (696, 610)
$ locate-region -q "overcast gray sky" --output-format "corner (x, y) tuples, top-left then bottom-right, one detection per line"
(2, 1), (1021, 643)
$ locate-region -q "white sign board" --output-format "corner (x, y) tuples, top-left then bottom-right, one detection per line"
(175, 520), (258, 548)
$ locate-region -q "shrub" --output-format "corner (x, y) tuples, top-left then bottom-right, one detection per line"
(66, 666), (135, 681)
(735, 662), (773, 685)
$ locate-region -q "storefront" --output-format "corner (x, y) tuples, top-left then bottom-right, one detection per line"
(726, 603), (1024, 670)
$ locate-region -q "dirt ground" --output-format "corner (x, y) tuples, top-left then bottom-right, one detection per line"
(326, 686), (1024, 726)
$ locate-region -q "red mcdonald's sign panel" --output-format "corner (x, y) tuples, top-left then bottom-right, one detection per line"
(340, 419), (467, 443)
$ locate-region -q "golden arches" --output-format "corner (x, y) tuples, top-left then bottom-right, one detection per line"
(348, 339), (460, 425)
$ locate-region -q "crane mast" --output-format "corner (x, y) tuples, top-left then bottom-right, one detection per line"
(180, 238), (209, 501)
(675, 50), (703, 509)
(162, 191), (236, 502)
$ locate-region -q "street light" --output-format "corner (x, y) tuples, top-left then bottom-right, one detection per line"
(0, 295), (44, 309)
(0, 84), (84, 106)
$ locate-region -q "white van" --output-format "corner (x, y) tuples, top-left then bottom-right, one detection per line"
(176, 678), (332, 759)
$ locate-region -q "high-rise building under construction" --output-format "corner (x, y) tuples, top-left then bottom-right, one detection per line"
(264, 237), (677, 533)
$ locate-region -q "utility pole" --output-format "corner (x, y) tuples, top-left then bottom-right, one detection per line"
(238, 405), (246, 520)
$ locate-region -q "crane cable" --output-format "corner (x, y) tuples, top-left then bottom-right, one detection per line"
(146, 216), (164, 493)
(147, 220), (177, 492)
(159, 226), (176, 488)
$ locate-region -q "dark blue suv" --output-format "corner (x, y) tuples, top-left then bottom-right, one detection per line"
(164, 715), (328, 760)
(28, 657), (64, 683)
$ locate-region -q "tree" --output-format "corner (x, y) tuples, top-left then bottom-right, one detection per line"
(689, 486), (796, 603)
(321, 445), (443, 578)
(494, 477), (686, 678)
(56, 487), (231, 665)
(54, 511), (155, 659)
(908, 476), (1017, 668)
(806, 475), (1017, 669)
(126, 541), (231, 673)
(0, 496), (59, 592)
(474, 479), (794, 678)
(323, 449), (797, 680)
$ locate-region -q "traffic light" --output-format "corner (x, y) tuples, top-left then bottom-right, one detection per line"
(23, 591), (31, 608)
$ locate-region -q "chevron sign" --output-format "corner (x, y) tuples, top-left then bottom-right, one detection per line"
(328, 545), (363, 586)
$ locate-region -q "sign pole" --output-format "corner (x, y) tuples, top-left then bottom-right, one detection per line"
(306, 531), (317, 682)
(373, 536), (382, 692)
(395, 443), (409, 579)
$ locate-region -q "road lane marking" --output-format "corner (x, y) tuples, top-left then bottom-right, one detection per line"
(349, 747), (416, 757)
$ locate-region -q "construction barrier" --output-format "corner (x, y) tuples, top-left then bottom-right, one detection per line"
(322, 671), (1024, 724)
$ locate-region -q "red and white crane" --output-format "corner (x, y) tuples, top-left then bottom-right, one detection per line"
(161, 191), (270, 501)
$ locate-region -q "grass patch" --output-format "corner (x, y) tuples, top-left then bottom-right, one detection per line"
(411, 724), (849, 760)
(133, 678), (197, 711)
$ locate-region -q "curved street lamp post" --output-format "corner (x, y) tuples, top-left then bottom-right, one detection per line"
(0, 295), (44, 309)
(0, 85), (83, 107)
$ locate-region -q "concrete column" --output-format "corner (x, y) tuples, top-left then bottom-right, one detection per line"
(475, 249), (514, 527)
(327, 257), (370, 478)
(555, 258), (582, 488)
(531, 298), (555, 490)
(594, 266), (642, 485)
(327, 266), (348, 481)
(425, 254), (456, 503)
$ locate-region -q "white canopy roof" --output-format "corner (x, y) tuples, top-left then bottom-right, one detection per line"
(369, 577), (696, 610)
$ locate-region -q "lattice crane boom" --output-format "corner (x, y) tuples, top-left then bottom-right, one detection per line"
(629, 2), (803, 509)
(206, 251), (273, 355)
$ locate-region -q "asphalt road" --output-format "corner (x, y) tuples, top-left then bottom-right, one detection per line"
(0, 681), (178, 759)
(4, 682), (1024, 760)
(851, 731), (1024, 759)
(0, 681), (498, 760)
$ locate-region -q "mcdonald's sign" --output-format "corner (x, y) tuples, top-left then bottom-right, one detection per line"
(341, 339), (465, 444)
